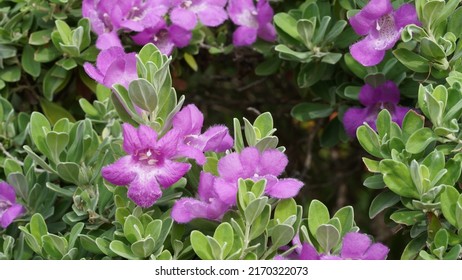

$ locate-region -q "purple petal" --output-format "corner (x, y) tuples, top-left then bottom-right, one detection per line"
(170, 7), (198, 31)
(171, 198), (206, 223)
(103, 55), (138, 89)
(239, 147), (260, 178)
(197, 172), (216, 201)
(350, 36), (386, 66)
(177, 145), (207, 165)
(362, 242), (389, 260)
(0, 204), (25, 228)
(259, 149), (288, 177)
(256, 0), (274, 26)
(196, 6), (228, 27)
(393, 4), (420, 29)
(169, 25), (192, 48)
(361, 81), (400, 105)
(101, 156), (137, 185)
(342, 107), (369, 138)
(96, 46), (126, 74)
(320, 255), (343, 260)
(299, 243), (321, 260)
(83, 63), (104, 85)
(392, 106), (411, 127)
(127, 172), (163, 208)
(257, 22), (277, 42)
(217, 152), (245, 181)
(340, 232), (373, 259)
(156, 160), (191, 188)
(233, 26), (258, 46)
(96, 32), (122, 50)
(173, 104), (204, 136)
(201, 125), (233, 152)
(0, 182), (18, 202)
(157, 129), (181, 159)
(83, 0), (106, 34)
(122, 123), (143, 154)
(227, 0), (256, 25)
(214, 178), (238, 205)
(137, 124), (159, 150)
(265, 178), (304, 199)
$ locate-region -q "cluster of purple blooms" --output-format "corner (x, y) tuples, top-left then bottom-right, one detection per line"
(101, 104), (304, 222)
(83, 0), (277, 55)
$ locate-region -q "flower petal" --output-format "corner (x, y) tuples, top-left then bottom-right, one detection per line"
(156, 160), (191, 188)
(351, 0), (393, 35)
(197, 5), (228, 27)
(127, 172), (163, 208)
(0, 204), (25, 228)
(257, 22), (277, 42)
(170, 7), (198, 31)
(101, 156), (137, 185)
(201, 125), (233, 152)
(169, 25), (192, 48)
(259, 149), (288, 177)
(227, 0), (255, 25)
(217, 152), (244, 181)
(265, 178), (304, 199)
(392, 106), (411, 127)
(0, 182), (18, 203)
(173, 104), (204, 136)
(214, 178), (238, 205)
(299, 243), (321, 260)
(362, 242), (389, 260)
(233, 25), (258, 46)
(256, 0), (274, 26)
(137, 124), (159, 150)
(197, 172), (216, 201)
(83, 63), (104, 85)
(122, 123), (142, 154)
(239, 147), (260, 178)
(340, 232), (373, 259)
(350, 36), (386, 66)
(342, 107), (369, 138)
(393, 4), (420, 29)
(96, 32), (123, 50)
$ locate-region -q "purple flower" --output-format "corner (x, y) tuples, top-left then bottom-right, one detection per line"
(342, 81), (410, 138)
(172, 104), (233, 165)
(227, 0), (277, 46)
(132, 19), (192, 55)
(214, 147), (304, 205)
(275, 232), (389, 260)
(171, 172), (230, 223)
(83, 47), (137, 89)
(349, 0), (420, 66)
(170, 0), (228, 31)
(322, 232), (389, 260)
(0, 182), (25, 228)
(83, 0), (169, 49)
(101, 124), (191, 208)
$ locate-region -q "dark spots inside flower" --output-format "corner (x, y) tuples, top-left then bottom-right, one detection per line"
(374, 15), (396, 49)
(153, 29), (168, 42)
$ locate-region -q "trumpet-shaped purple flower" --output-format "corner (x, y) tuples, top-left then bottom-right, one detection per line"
(0, 182), (25, 228)
(227, 0), (276, 46)
(171, 172), (230, 223)
(275, 232), (389, 260)
(172, 104), (233, 165)
(343, 81), (410, 137)
(132, 19), (192, 55)
(83, 47), (137, 89)
(170, 0), (228, 31)
(83, 0), (169, 49)
(349, 0), (420, 66)
(101, 124), (191, 208)
(214, 147), (304, 205)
